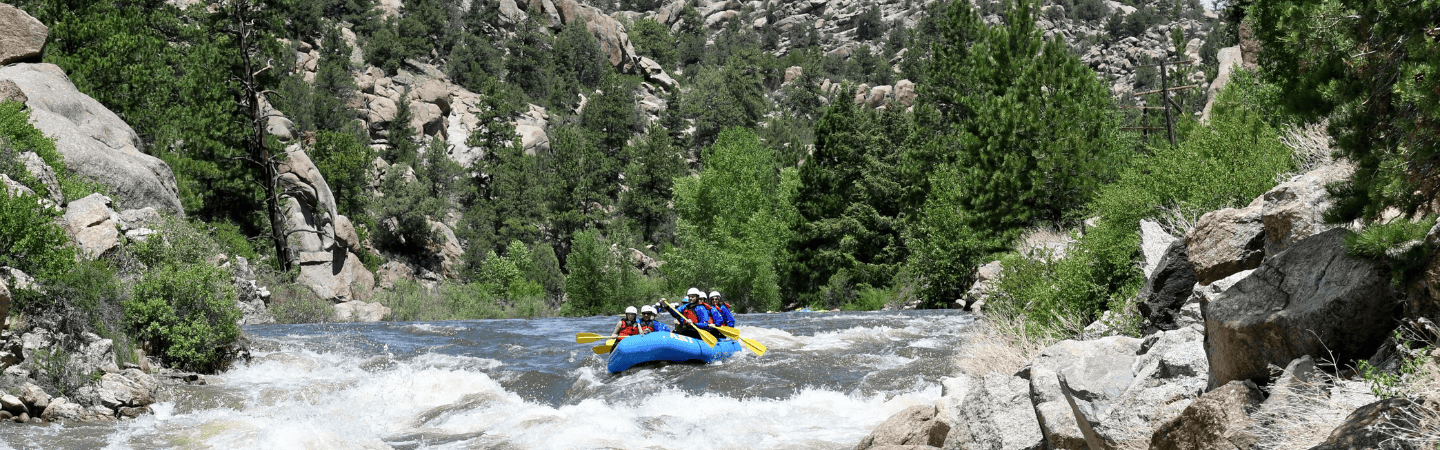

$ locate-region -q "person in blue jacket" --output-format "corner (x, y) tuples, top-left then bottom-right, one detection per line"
(709, 290), (735, 327)
(638, 305), (671, 334)
(692, 291), (715, 328)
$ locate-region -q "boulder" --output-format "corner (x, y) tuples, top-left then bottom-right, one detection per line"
(1140, 220), (1178, 279)
(409, 100), (444, 136)
(1200, 46), (1242, 122)
(1261, 162), (1353, 257)
(943, 372), (1044, 450)
(1308, 397), (1434, 450)
(334, 300), (391, 322)
(1187, 199), (1264, 285)
(1204, 228), (1398, 389)
(1022, 336), (1144, 450)
(1073, 326), (1209, 449)
(868, 85), (893, 108)
(1138, 238), (1197, 332)
(278, 144), (374, 301)
(0, 79), (24, 103)
(516, 124), (550, 155)
(427, 218), (465, 277)
(19, 383), (49, 410)
(0, 63), (182, 213)
(0, 3), (47, 65)
(962, 260), (1003, 310)
(0, 173), (32, 199)
(894, 80), (917, 108)
(554, 0), (640, 71)
(853, 404), (951, 450)
(0, 394), (23, 414)
(1148, 380), (1263, 450)
(0, 277), (7, 331)
(377, 260), (416, 290)
(118, 207), (162, 231)
(91, 369), (159, 409)
(499, 0), (526, 23)
(60, 193), (120, 259)
(784, 66), (803, 85)
(19, 151), (62, 204)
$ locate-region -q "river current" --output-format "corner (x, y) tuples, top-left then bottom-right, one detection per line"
(0, 309), (975, 449)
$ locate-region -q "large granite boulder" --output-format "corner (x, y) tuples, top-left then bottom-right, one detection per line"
(1204, 229), (1398, 389)
(1138, 238), (1197, 332)
(854, 404), (951, 450)
(333, 300), (391, 322)
(943, 372), (1044, 450)
(1140, 220), (1179, 279)
(1187, 199), (1264, 285)
(278, 144), (375, 302)
(59, 193), (120, 259)
(1021, 336), (1144, 449)
(0, 63), (183, 213)
(1068, 325), (1209, 449)
(1261, 162), (1353, 257)
(0, 3), (46, 65)
(1148, 380), (1263, 450)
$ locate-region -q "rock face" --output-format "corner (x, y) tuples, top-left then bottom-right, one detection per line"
(0, 277), (8, 331)
(944, 372), (1044, 450)
(1138, 238), (1197, 332)
(279, 144), (375, 302)
(1073, 325), (1209, 449)
(1200, 46), (1242, 122)
(1203, 228), (1398, 389)
(1148, 380), (1262, 450)
(1022, 336), (1144, 450)
(59, 193), (120, 259)
(554, 0), (640, 71)
(1260, 162), (1353, 257)
(1187, 199), (1264, 285)
(0, 4), (46, 65)
(0, 63), (183, 213)
(853, 404), (951, 450)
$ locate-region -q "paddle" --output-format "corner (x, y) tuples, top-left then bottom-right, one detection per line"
(714, 325), (768, 357)
(659, 299), (717, 348)
(576, 332), (618, 343)
(593, 339), (616, 354)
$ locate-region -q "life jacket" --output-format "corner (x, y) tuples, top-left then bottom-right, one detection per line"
(694, 304), (714, 325)
(617, 318), (640, 337)
(678, 302), (698, 323)
(717, 303), (734, 327)
(639, 319), (668, 333)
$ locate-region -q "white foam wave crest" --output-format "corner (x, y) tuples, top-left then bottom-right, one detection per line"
(100, 348), (938, 450)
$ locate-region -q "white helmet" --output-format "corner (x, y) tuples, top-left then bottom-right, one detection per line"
(641, 305), (657, 314)
(625, 306), (638, 314)
(686, 287), (702, 297)
(709, 291), (721, 299)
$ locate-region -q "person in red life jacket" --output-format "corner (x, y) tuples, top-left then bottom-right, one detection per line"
(612, 306), (641, 339)
(677, 288), (703, 324)
(709, 290), (735, 327)
(638, 305), (671, 333)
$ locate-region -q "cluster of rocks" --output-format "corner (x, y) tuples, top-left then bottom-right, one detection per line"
(854, 149), (1436, 447)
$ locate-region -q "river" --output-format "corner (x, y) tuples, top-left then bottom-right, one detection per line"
(0, 309), (975, 449)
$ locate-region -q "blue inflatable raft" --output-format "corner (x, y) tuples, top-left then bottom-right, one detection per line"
(606, 331), (742, 373)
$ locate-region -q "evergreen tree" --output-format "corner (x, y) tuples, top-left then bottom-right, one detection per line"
(541, 126), (611, 259)
(621, 125), (683, 243)
(553, 19), (611, 107)
(313, 25), (358, 132)
(580, 75), (641, 156)
(630, 18), (678, 69)
(506, 16), (556, 104)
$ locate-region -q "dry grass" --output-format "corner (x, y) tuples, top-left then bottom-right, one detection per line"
(1249, 364), (1379, 449)
(951, 322), (1038, 377)
(1280, 121), (1336, 178)
(1015, 227), (1077, 262)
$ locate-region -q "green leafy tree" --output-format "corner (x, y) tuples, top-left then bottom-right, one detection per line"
(125, 263), (241, 372)
(309, 130), (374, 216)
(683, 64), (769, 148)
(663, 128), (799, 313)
(561, 230), (641, 316)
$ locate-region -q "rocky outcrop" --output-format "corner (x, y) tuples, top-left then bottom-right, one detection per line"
(962, 260), (1003, 311)
(853, 404), (951, 450)
(0, 79), (23, 103)
(1200, 46), (1242, 122)
(0, 3), (46, 65)
(0, 63), (183, 213)
(944, 372), (1044, 450)
(59, 193), (120, 259)
(1148, 380), (1262, 450)
(230, 256), (275, 325)
(1186, 199), (1264, 285)
(1022, 336), (1144, 449)
(1203, 228), (1398, 389)
(1138, 238), (1197, 332)
(1260, 162), (1353, 257)
(334, 300), (391, 322)
(279, 144), (375, 302)
(20, 151), (61, 204)
(1069, 325), (1209, 449)
(0, 277), (8, 331)
(1140, 220), (1178, 279)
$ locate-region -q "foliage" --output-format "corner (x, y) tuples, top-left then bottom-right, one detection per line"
(581, 75), (642, 155)
(374, 280), (550, 321)
(553, 19), (612, 107)
(621, 125), (684, 243)
(854, 4), (886, 41)
(664, 128), (798, 313)
(373, 142), (462, 255)
(125, 262), (241, 373)
(1357, 331), (1433, 399)
(309, 130), (374, 216)
(506, 16), (556, 105)
(560, 230), (653, 316)
(906, 0), (1127, 305)
(682, 65), (768, 148)
(629, 18), (678, 70)
(0, 189), (72, 279)
(1346, 216), (1437, 286)
(267, 282), (338, 324)
(1253, 0), (1440, 226)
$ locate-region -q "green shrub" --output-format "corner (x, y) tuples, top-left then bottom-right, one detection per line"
(1346, 216), (1437, 286)
(0, 188), (73, 280)
(268, 282), (337, 324)
(373, 280), (550, 321)
(131, 216), (230, 267)
(125, 263), (241, 372)
(0, 100), (106, 202)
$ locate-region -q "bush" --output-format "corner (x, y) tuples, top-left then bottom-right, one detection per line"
(0, 189), (73, 280)
(373, 280), (549, 321)
(125, 263), (242, 372)
(1346, 216), (1437, 286)
(267, 282), (337, 324)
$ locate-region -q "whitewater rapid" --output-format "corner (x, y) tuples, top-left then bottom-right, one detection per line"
(0, 310), (975, 450)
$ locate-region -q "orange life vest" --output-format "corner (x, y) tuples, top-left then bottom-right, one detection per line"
(617, 319), (640, 337)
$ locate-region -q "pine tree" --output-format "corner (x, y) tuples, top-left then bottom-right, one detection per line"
(621, 125), (683, 243)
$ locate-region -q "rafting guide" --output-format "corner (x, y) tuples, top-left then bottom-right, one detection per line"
(574, 287), (767, 372)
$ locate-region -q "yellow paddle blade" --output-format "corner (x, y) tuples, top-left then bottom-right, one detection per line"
(576, 333), (617, 343)
(740, 337), (767, 357)
(593, 339), (616, 354)
(715, 326), (742, 339)
(695, 326), (717, 348)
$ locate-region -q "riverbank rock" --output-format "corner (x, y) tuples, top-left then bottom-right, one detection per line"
(944, 372), (1044, 450)
(853, 404), (951, 450)
(60, 193), (120, 259)
(1140, 220), (1178, 279)
(279, 143), (376, 302)
(0, 277), (8, 331)
(1138, 238), (1196, 332)
(0, 3), (47, 65)
(1261, 162), (1353, 257)
(1022, 336), (1144, 449)
(334, 300), (391, 322)
(1074, 325), (1209, 449)
(1187, 199), (1264, 285)
(1308, 397), (1436, 450)
(1148, 380), (1263, 450)
(962, 261), (1003, 311)
(1203, 228), (1398, 389)
(0, 63), (183, 213)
